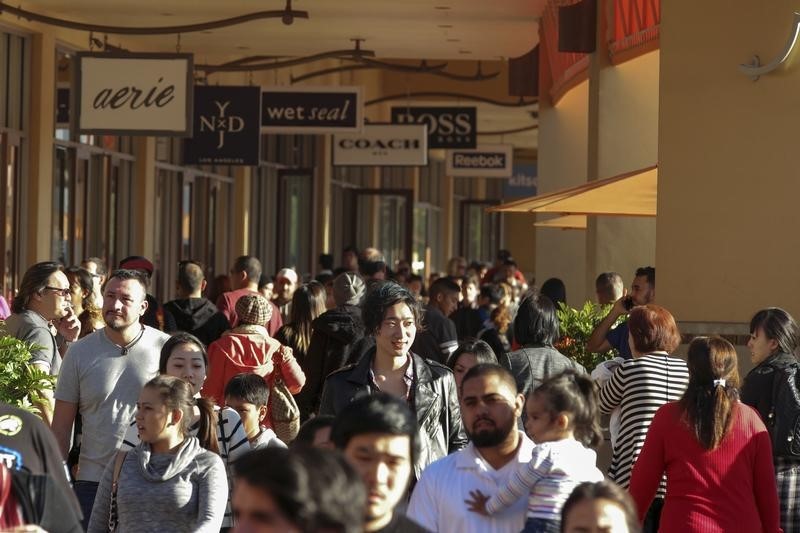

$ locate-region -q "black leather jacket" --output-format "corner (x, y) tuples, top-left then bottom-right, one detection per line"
(319, 349), (467, 479)
(741, 351), (798, 423)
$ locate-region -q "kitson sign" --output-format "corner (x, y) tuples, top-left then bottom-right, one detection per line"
(333, 124), (428, 166)
(76, 52), (193, 136)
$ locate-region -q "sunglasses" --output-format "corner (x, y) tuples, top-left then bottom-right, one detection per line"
(42, 286), (71, 297)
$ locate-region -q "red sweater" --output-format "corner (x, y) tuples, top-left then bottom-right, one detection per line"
(629, 401), (781, 533)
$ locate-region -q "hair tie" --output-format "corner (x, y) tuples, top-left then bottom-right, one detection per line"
(713, 379), (726, 388)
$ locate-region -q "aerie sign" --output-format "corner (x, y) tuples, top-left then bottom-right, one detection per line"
(77, 52), (193, 136)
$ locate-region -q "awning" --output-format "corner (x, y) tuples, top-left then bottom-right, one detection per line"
(490, 165), (657, 216)
(534, 214), (587, 229)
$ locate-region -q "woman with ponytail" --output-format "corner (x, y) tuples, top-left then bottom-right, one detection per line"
(120, 332), (250, 528)
(629, 336), (781, 532)
(88, 375), (227, 532)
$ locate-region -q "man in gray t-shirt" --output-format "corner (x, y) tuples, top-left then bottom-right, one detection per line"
(51, 269), (170, 530)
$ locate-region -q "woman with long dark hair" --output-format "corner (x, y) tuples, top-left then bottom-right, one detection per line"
(500, 293), (585, 402)
(598, 304), (689, 531)
(275, 281), (328, 365)
(65, 266), (103, 338)
(741, 307), (800, 531)
(630, 336), (780, 532)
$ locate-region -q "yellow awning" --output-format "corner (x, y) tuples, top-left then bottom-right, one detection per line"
(490, 165), (657, 216)
(534, 215), (587, 229)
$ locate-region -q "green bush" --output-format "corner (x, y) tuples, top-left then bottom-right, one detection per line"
(555, 301), (621, 372)
(0, 333), (56, 414)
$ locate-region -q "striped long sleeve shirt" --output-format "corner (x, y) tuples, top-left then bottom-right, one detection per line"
(486, 438), (605, 521)
(598, 352), (689, 495)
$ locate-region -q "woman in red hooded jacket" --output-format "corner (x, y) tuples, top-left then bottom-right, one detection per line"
(202, 293), (305, 422)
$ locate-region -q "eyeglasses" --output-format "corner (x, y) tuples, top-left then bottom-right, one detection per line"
(42, 286), (71, 297)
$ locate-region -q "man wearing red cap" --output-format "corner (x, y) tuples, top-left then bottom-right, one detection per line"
(217, 255), (282, 335)
(118, 255), (176, 332)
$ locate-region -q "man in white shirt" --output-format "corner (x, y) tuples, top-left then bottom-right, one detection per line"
(408, 364), (534, 533)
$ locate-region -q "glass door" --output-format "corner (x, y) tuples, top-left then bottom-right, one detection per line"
(350, 189), (413, 272)
(0, 132), (22, 300)
(460, 200), (502, 263)
(277, 169), (313, 274)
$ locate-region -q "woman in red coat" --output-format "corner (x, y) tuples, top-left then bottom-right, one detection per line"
(202, 294), (305, 419)
(629, 336), (781, 533)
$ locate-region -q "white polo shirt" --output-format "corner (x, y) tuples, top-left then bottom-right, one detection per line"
(408, 432), (535, 533)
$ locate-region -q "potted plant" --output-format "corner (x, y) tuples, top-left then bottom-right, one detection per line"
(554, 301), (621, 372)
(0, 333), (56, 415)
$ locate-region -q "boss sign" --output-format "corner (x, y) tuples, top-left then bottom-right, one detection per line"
(391, 106), (476, 149)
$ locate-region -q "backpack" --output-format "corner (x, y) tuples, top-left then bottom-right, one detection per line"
(768, 362), (800, 458)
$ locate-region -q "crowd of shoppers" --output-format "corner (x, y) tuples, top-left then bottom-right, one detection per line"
(1, 250), (797, 533)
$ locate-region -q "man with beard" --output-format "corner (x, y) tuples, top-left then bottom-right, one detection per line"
(51, 269), (171, 530)
(408, 364), (534, 532)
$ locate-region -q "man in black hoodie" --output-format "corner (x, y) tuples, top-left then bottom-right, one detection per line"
(298, 272), (369, 420)
(164, 260), (230, 346)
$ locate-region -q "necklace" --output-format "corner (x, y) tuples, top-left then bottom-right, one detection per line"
(108, 325), (145, 355)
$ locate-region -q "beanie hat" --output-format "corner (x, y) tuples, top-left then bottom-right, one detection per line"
(236, 294), (272, 325)
(333, 272), (366, 307)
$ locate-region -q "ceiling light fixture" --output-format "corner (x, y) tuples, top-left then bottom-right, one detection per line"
(0, 0), (308, 34)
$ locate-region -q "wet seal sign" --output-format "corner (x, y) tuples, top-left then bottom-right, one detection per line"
(261, 86), (362, 134)
(332, 124), (428, 166)
(446, 144), (514, 177)
(183, 85), (261, 166)
(76, 52), (193, 136)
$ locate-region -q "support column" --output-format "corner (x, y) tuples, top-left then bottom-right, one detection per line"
(231, 166), (252, 258)
(131, 137), (157, 259)
(584, 0), (611, 300)
(440, 173), (454, 263)
(27, 32), (55, 264)
(315, 135), (333, 263)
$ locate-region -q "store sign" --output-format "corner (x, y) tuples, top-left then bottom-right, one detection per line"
(261, 86), (362, 133)
(183, 86), (261, 166)
(390, 106), (476, 148)
(446, 144), (514, 177)
(503, 163), (538, 198)
(333, 124), (428, 166)
(76, 52), (193, 136)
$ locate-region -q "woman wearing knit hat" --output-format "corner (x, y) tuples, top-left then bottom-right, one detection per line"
(202, 294), (306, 435)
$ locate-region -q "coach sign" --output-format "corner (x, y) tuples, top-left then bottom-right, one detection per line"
(76, 52), (193, 136)
(333, 124), (428, 166)
(261, 86), (362, 133)
(446, 144), (514, 177)
(391, 106), (476, 149)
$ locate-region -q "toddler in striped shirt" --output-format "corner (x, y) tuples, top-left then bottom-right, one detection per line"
(465, 370), (604, 533)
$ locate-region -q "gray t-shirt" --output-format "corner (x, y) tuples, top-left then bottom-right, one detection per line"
(55, 326), (170, 482)
(4, 310), (61, 375)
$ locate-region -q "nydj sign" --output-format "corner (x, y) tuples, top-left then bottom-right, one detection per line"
(391, 106), (476, 148)
(261, 86), (362, 133)
(76, 52), (193, 136)
(333, 124), (428, 166)
(446, 145), (514, 177)
(183, 86), (261, 166)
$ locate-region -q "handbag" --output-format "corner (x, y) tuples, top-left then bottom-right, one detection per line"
(108, 451), (127, 532)
(269, 346), (301, 443)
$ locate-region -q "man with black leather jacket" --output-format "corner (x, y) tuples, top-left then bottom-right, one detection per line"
(319, 281), (467, 479)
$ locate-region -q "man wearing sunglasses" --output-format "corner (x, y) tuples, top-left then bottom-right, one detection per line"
(4, 261), (81, 421)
